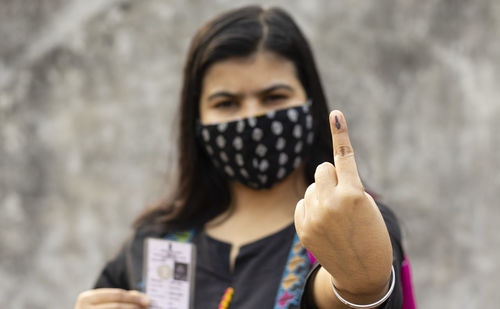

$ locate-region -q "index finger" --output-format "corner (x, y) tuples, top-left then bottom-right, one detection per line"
(329, 110), (363, 188)
(79, 288), (150, 306)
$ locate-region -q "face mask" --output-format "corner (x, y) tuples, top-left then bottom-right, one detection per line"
(197, 101), (314, 189)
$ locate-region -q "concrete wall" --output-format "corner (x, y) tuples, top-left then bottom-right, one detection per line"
(1, 0), (499, 308)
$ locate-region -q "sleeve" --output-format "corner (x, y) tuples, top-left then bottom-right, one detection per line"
(93, 227), (161, 291)
(299, 263), (321, 309)
(299, 202), (405, 309)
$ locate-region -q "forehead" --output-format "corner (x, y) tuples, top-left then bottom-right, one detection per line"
(201, 51), (300, 93)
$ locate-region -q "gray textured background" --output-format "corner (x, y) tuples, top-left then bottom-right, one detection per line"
(1, 0), (499, 308)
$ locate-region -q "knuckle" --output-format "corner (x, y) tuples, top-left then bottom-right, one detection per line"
(298, 219), (325, 247)
(298, 228), (314, 247)
(317, 162), (333, 172)
(339, 187), (365, 204)
(314, 162), (334, 178)
(309, 213), (323, 227)
(116, 290), (126, 303)
(296, 198), (304, 208)
(334, 145), (354, 158)
(77, 290), (93, 302)
(322, 195), (336, 209)
(304, 183), (316, 198)
(129, 291), (142, 303)
(316, 191), (333, 206)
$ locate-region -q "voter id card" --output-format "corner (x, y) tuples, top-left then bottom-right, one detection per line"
(143, 238), (196, 309)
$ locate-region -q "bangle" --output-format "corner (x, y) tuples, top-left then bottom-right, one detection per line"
(330, 265), (395, 309)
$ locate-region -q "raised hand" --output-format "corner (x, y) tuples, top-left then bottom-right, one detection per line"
(294, 110), (393, 298)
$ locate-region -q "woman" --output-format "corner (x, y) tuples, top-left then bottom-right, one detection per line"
(75, 5), (406, 309)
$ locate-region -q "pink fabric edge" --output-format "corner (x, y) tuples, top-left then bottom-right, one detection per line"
(306, 250), (316, 266)
(401, 255), (417, 309)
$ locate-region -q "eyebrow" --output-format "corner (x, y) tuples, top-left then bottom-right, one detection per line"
(207, 83), (294, 101)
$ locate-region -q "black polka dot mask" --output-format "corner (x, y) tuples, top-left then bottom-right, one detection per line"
(197, 101), (314, 189)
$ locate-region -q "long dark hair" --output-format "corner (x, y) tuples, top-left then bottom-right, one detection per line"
(134, 5), (333, 233)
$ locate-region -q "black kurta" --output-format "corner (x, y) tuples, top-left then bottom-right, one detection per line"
(94, 203), (404, 308)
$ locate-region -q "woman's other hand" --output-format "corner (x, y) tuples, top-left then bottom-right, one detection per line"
(294, 110), (393, 298)
(75, 288), (150, 309)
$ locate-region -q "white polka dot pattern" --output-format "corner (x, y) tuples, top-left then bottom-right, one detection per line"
(224, 165), (234, 176)
(287, 108), (298, 122)
(307, 132), (314, 145)
(233, 136), (243, 150)
(293, 157), (302, 168)
(276, 137), (286, 151)
(271, 121), (283, 135)
(240, 168), (249, 178)
(258, 175), (267, 184)
(255, 144), (267, 157)
(306, 115), (313, 130)
(197, 101), (314, 189)
(252, 128), (263, 141)
(294, 141), (303, 154)
(259, 159), (269, 172)
(235, 153), (244, 166)
(206, 145), (214, 155)
(279, 153), (288, 165)
(216, 135), (225, 148)
(202, 129), (210, 142)
(220, 151), (229, 162)
(293, 124), (302, 138)
(277, 167), (286, 179)
(218, 122), (227, 132)
(236, 120), (245, 133)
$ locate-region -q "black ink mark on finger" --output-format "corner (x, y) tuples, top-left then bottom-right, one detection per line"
(335, 115), (341, 130)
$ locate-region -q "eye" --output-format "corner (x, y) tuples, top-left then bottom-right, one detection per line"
(214, 100), (238, 109)
(263, 94), (288, 104)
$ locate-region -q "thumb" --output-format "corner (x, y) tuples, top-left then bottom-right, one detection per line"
(294, 199), (305, 235)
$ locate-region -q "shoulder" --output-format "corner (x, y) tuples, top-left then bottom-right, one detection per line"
(93, 227), (166, 290)
(128, 225), (166, 254)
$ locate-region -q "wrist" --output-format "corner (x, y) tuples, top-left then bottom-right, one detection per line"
(331, 265), (395, 308)
(316, 265), (393, 307)
(331, 265), (392, 296)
